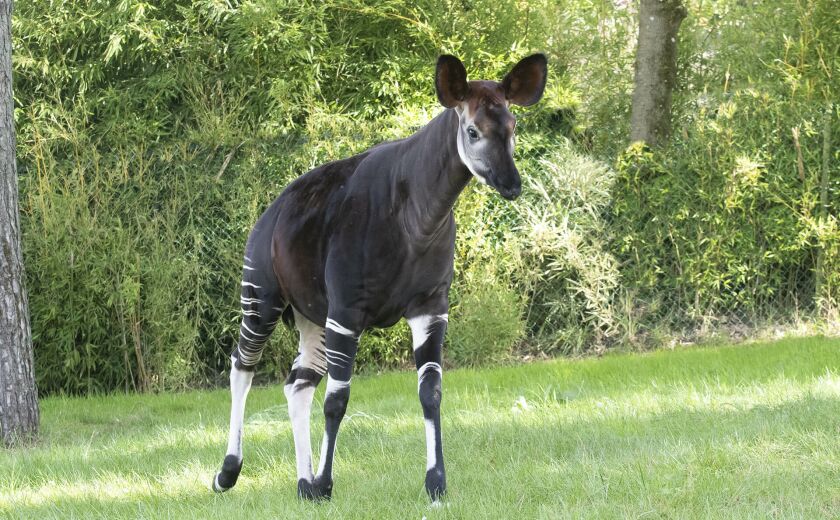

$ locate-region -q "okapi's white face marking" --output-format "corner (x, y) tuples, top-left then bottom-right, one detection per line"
(455, 103), (489, 185)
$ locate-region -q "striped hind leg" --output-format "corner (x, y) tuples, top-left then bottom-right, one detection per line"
(213, 259), (283, 493)
(284, 310), (328, 499)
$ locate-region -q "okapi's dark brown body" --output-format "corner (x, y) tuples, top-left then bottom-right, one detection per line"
(213, 53), (547, 502)
(262, 109), (470, 331)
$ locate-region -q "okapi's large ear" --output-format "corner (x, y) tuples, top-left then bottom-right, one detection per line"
(435, 55), (469, 108)
(502, 54), (548, 107)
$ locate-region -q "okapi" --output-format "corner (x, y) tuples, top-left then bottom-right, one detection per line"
(213, 53), (547, 501)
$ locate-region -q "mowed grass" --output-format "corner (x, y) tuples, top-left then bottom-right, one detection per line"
(2, 337), (839, 519)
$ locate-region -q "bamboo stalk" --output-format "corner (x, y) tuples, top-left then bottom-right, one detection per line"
(815, 102), (833, 310)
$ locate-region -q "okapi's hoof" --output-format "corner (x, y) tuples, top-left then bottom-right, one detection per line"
(425, 468), (446, 501)
(297, 478), (332, 501)
(212, 455), (243, 493)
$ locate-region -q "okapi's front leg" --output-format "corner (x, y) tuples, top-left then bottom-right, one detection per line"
(307, 317), (360, 500)
(408, 312), (448, 500)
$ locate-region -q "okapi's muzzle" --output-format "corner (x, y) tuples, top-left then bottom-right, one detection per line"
(485, 151), (522, 201)
(492, 169), (522, 201)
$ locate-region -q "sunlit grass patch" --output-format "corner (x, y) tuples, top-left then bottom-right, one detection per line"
(1, 336), (838, 519)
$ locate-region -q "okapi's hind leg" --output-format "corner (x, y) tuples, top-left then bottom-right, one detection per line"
(284, 310), (328, 500)
(212, 256), (283, 493)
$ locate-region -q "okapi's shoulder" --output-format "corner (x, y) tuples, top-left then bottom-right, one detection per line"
(283, 150), (372, 203)
(271, 150), (373, 247)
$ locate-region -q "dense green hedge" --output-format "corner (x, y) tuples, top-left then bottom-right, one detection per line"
(13, 0), (838, 394)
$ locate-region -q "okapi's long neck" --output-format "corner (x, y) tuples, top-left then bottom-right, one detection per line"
(396, 109), (471, 238)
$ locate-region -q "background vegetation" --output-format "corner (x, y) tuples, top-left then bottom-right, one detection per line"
(12, 0), (839, 394)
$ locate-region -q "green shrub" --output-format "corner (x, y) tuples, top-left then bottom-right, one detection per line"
(510, 140), (619, 354)
(13, 0), (839, 394)
(446, 267), (525, 367)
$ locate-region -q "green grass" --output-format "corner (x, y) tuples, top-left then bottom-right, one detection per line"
(2, 337), (839, 519)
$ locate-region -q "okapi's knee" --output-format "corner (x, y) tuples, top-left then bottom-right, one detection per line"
(284, 366), (324, 390)
(232, 349), (258, 372)
(323, 386), (350, 421)
(419, 379), (442, 413)
(417, 363), (443, 414)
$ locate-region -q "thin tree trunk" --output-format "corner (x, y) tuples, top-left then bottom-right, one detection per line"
(0, 0), (39, 446)
(630, 0), (687, 147)
(815, 102), (833, 309)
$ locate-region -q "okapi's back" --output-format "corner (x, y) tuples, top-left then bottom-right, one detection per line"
(265, 151), (372, 324)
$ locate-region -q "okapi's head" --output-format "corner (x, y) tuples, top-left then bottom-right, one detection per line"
(435, 53), (547, 200)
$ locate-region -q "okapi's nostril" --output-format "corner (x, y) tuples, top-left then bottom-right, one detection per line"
(497, 180), (521, 201)
(501, 187), (521, 201)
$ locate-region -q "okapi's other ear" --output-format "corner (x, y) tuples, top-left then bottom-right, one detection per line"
(502, 54), (548, 107)
(436, 55), (469, 108)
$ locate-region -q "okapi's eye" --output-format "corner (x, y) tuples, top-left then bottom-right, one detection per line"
(466, 126), (479, 141)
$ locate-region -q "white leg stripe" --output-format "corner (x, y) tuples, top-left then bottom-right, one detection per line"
(243, 265), (255, 271)
(293, 309), (328, 375)
(226, 364), (254, 459)
(240, 297), (263, 304)
(241, 281), (262, 289)
(417, 362), (442, 377)
(407, 314), (448, 351)
(237, 345), (262, 364)
(325, 376), (351, 396)
(315, 433), (330, 478)
(285, 382), (316, 481)
(326, 355), (349, 369)
(424, 418), (437, 471)
(417, 362), (442, 388)
(325, 348), (351, 360)
(241, 322), (269, 337)
(325, 319), (358, 338)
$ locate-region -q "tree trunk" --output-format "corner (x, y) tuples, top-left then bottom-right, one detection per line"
(815, 102), (833, 309)
(630, 0), (687, 147)
(0, 0), (39, 447)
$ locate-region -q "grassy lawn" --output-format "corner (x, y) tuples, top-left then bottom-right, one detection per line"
(2, 337), (839, 519)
